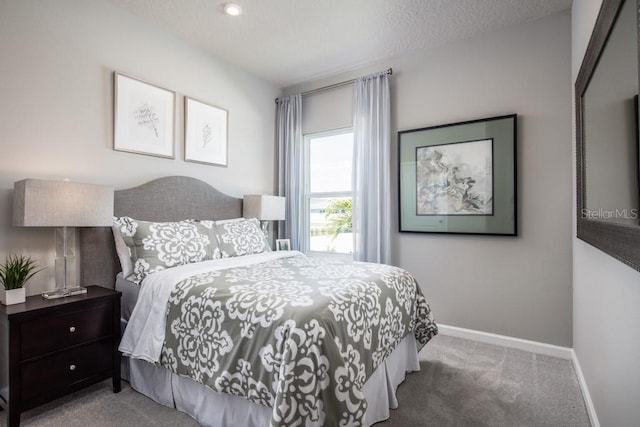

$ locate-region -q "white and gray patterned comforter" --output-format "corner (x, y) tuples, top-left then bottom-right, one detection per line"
(120, 251), (437, 426)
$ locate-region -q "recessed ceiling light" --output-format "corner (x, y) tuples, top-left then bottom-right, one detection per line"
(223, 3), (242, 16)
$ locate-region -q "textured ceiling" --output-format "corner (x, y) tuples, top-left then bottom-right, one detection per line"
(108, 0), (572, 87)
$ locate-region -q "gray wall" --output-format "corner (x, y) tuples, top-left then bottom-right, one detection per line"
(0, 0), (278, 295)
(572, 1), (640, 425)
(284, 12), (573, 347)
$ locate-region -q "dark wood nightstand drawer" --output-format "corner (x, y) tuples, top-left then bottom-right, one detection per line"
(21, 338), (113, 401)
(1, 286), (121, 427)
(21, 302), (112, 359)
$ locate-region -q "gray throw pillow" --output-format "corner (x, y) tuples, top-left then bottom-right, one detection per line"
(214, 217), (271, 257)
(115, 217), (219, 284)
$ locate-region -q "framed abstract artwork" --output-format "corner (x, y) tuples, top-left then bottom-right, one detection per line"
(398, 114), (517, 235)
(113, 72), (175, 158)
(184, 97), (228, 166)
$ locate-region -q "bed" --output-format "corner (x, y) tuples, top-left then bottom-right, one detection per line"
(79, 176), (437, 427)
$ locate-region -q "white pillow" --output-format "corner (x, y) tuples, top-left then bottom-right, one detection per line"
(112, 220), (134, 279)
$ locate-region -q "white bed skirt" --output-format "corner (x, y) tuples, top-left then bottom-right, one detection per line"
(122, 333), (420, 426)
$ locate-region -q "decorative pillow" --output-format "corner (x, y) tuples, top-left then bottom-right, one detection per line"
(187, 219), (221, 260)
(214, 217), (271, 258)
(115, 217), (219, 285)
(214, 217), (245, 225)
(112, 217), (136, 279)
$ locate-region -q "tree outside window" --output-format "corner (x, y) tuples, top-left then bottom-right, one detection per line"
(305, 130), (353, 255)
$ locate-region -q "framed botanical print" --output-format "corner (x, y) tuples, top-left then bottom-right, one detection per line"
(113, 72), (175, 158)
(184, 97), (228, 166)
(398, 114), (517, 235)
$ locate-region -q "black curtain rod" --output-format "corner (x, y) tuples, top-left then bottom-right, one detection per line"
(275, 68), (392, 103)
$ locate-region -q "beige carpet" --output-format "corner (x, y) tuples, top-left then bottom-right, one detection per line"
(1, 334), (591, 426)
(376, 335), (590, 426)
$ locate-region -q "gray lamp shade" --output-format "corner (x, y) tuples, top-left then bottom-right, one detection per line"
(243, 195), (286, 221)
(13, 179), (114, 227)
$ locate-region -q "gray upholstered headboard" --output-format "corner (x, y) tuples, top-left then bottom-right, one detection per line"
(79, 176), (242, 288)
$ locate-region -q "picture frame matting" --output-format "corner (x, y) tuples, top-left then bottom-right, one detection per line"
(184, 96), (229, 167)
(398, 114), (517, 235)
(276, 239), (291, 251)
(113, 72), (176, 159)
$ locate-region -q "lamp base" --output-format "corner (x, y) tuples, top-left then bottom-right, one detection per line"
(42, 286), (87, 299)
(260, 220), (269, 238)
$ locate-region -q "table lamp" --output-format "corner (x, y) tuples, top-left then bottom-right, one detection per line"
(13, 179), (114, 299)
(243, 195), (286, 237)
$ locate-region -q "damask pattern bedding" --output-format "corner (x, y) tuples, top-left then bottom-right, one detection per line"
(120, 252), (437, 427)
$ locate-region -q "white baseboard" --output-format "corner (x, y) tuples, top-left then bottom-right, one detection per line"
(570, 350), (600, 427)
(436, 324), (598, 426)
(436, 324), (573, 359)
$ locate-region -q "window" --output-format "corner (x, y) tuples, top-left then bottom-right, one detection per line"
(304, 129), (353, 255)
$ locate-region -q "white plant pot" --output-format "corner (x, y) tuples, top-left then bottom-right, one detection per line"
(0, 287), (26, 305)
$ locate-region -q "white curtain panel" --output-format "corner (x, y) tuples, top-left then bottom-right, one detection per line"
(353, 71), (391, 264)
(276, 94), (303, 250)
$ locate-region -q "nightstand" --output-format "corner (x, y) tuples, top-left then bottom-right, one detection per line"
(0, 286), (121, 427)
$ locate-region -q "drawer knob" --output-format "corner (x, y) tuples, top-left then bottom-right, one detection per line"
(69, 326), (76, 333)
(69, 364), (76, 371)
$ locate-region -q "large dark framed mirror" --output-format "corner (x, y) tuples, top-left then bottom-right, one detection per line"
(576, 0), (640, 271)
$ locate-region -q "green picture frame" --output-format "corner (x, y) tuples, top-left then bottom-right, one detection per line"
(398, 114), (517, 235)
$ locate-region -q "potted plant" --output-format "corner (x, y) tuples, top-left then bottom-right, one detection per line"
(0, 254), (42, 305)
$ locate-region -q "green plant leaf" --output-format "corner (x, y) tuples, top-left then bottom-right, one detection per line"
(0, 254), (43, 290)
(324, 198), (352, 241)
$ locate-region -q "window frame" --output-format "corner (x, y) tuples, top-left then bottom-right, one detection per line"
(303, 127), (354, 257)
